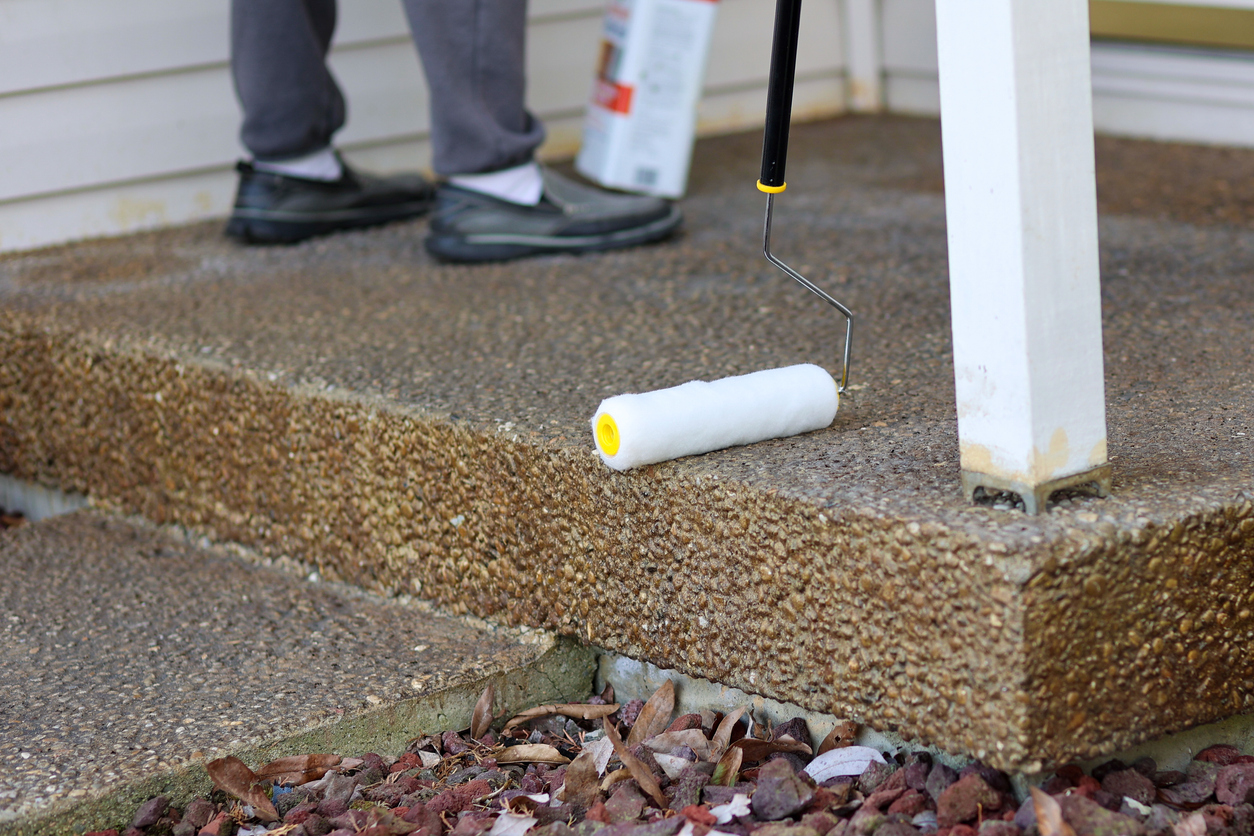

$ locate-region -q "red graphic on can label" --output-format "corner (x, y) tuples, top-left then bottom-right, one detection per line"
(593, 79), (635, 114)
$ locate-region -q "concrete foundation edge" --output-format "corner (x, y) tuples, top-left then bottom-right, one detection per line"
(596, 650), (1254, 796)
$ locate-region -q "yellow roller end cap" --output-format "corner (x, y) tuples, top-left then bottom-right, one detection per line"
(595, 413), (620, 456)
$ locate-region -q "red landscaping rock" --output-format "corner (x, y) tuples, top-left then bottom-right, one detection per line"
(667, 714), (703, 733)
(799, 811), (839, 835)
(977, 823), (1021, 836)
(886, 788), (930, 817)
(130, 796), (169, 829)
(926, 763), (959, 802)
(752, 758), (816, 821)
(936, 774), (1001, 828)
(1216, 763), (1254, 805)
(1102, 768), (1157, 806)
(1197, 745), (1243, 766)
(1058, 793), (1145, 836)
(426, 778), (492, 816)
(863, 786), (906, 812)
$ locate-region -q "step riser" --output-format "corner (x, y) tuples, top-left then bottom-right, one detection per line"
(5, 322), (1254, 770)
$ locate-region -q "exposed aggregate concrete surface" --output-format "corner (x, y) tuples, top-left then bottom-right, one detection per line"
(0, 512), (594, 836)
(1, 117), (1252, 772)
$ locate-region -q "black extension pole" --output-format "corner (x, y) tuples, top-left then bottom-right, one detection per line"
(758, 0), (804, 191)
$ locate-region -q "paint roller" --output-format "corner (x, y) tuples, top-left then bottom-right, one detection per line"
(590, 0), (855, 471)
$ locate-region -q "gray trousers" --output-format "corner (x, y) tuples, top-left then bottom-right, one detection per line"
(230, 0), (546, 176)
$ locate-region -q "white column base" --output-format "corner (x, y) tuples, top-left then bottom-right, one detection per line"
(962, 464), (1113, 516)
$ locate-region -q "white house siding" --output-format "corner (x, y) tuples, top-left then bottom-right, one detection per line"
(0, 0), (848, 253)
(881, 0), (1254, 147)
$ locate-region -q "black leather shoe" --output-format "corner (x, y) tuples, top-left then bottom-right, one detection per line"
(424, 168), (682, 263)
(225, 158), (436, 244)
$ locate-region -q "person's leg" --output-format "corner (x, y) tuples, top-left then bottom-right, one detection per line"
(402, 0), (682, 262)
(231, 0), (345, 162)
(225, 0), (436, 244)
(400, 0), (545, 177)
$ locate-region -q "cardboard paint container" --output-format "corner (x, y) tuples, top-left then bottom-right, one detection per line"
(576, 0), (719, 199)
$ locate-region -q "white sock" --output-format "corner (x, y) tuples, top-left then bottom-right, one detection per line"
(449, 161), (543, 206)
(253, 147), (344, 182)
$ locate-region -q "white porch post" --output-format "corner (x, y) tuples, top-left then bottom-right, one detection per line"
(934, 0), (1111, 514)
(843, 0), (883, 112)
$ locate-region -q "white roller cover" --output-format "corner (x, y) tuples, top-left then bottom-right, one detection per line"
(591, 364), (839, 471)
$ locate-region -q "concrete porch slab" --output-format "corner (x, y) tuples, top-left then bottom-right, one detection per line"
(1, 116), (1252, 773)
(0, 512), (594, 836)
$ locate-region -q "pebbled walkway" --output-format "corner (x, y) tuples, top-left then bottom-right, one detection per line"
(0, 512), (593, 835)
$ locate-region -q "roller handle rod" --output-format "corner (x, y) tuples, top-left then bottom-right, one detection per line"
(759, 0), (804, 189)
(764, 195), (853, 393)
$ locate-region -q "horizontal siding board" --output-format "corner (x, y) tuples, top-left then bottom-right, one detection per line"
(0, 0), (228, 96)
(0, 0), (599, 97)
(0, 68), (241, 203)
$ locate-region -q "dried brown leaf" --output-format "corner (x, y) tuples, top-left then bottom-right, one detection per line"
(600, 767), (630, 792)
(471, 684), (494, 740)
(503, 703), (620, 732)
(641, 729), (712, 761)
(603, 718), (668, 808)
(564, 748), (602, 809)
(495, 743), (571, 765)
(710, 707), (748, 760)
(254, 754), (341, 786)
(626, 680), (675, 747)
(817, 721), (859, 755)
(711, 746), (743, 787)
(730, 736), (812, 763)
(1031, 787), (1076, 836)
(206, 756), (279, 822)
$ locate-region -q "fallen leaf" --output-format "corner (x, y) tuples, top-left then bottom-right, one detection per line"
(254, 754), (342, 786)
(504, 794), (552, 815)
(627, 681), (675, 747)
(710, 793), (752, 823)
(653, 753), (693, 780)
(802, 746), (886, 783)
(729, 736), (811, 763)
(206, 756), (279, 822)
(710, 707), (747, 760)
(711, 747), (743, 787)
(564, 748), (602, 808)
(582, 737), (615, 776)
(418, 751), (442, 769)
(488, 812), (538, 836)
(817, 721), (858, 755)
(495, 744), (571, 765)
(1031, 787), (1077, 836)
(600, 768), (630, 792)
(503, 703), (620, 732)
(641, 729), (712, 761)
(604, 718), (668, 808)
(472, 684), (495, 740)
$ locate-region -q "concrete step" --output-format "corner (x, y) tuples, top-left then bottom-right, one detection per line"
(0, 512), (593, 836)
(1, 116), (1252, 775)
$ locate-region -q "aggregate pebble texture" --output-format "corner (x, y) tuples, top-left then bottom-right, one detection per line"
(0, 512), (594, 836)
(1, 116), (1252, 774)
